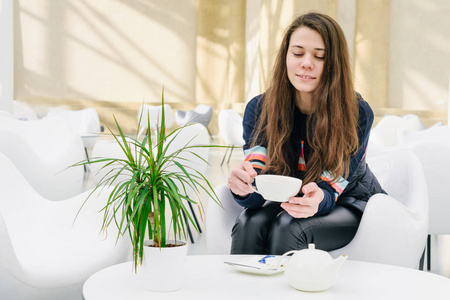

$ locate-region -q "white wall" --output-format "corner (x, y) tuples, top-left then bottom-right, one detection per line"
(244, 0), (261, 103)
(389, 0), (450, 111)
(15, 0), (196, 105)
(0, 0), (13, 112)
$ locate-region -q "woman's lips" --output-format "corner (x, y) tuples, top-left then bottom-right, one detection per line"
(297, 74), (316, 82)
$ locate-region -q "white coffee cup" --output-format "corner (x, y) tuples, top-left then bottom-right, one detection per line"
(247, 174), (302, 202)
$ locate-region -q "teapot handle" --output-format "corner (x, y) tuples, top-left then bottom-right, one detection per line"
(275, 250), (298, 267)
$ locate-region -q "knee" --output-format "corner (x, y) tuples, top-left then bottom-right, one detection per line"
(231, 208), (277, 254)
(268, 213), (310, 254)
(231, 209), (272, 238)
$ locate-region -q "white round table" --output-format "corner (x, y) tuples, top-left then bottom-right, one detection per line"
(83, 255), (450, 299)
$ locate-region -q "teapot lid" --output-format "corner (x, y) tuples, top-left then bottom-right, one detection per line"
(305, 243), (329, 255)
(292, 243), (332, 262)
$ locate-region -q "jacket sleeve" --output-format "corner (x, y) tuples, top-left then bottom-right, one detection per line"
(316, 97), (374, 214)
(231, 95), (268, 209)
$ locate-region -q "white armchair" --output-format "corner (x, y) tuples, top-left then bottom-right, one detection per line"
(12, 100), (38, 121)
(369, 125), (450, 270)
(0, 153), (130, 300)
(46, 107), (102, 149)
(369, 114), (425, 147)
(205, 150), (428, 269)
(0, 114), (85, 200)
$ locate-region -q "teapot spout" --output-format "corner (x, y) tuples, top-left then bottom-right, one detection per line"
(330, 254), (348, 273)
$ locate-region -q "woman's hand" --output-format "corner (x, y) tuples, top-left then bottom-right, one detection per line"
(227, 161), (257, 197)
(280, 182), (324, 218)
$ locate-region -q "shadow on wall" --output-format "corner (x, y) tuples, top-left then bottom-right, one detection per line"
(389, 0), (450, 111)
(195, 0), (246, 110)
(14, 0), (196, 105)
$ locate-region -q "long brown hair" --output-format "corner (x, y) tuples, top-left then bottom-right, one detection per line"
(253, 12), (359, 185)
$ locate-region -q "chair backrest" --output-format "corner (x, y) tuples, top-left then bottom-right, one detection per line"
(165, 123), (210, 174)
(89, 137), (134, 187)
(193, 104), (213, 126)
(138, 104), (174, 130)
(401, 114), (426, 130)
(0, 115), (85, 200)
(367, 150), (427, 216)
(399, 124), (450, 144)
(407, 140), (450, 235)
(370, 114), (425, 146)
(47, 107), (101, 148)
(13, 101), (38, 121)
(369, 128), (450, 235)
(218, 109), (245, 146)
(47, 107), (101, 135)
(175, 104), (213, 127)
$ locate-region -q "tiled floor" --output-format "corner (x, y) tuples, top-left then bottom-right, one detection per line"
(187, 144), (450, 279)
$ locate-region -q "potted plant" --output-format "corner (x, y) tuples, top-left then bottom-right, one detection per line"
(74, 89), (222, 292)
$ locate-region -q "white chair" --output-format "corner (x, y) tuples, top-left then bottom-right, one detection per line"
(397, 124), (449, 144)
(46, 107), (102, 149)
(12, 101), (38, 121)
(175, 104), (213, 128)
(369, 114), (425, 147)
(205, 150), (428, 269)
(218, 109), (245, 166)
(137, 104), (174, 140)
(401, 114), (427, 130)
(165, 123), (210, 170)
(0, 114), (85, 200)
(369, 125), (450, 270)
(0, 152), (130, 300)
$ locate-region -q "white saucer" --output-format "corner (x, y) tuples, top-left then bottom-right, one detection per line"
(224, 255), (286, 275)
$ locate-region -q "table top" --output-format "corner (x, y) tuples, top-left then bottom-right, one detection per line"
(83, 255), (450, 300)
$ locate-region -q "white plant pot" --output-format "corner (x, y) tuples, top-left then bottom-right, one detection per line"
(138, 239), (188, 292)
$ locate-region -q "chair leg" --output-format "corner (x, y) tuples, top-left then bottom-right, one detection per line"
(188, 201), (202, 234)
(427, 234), (431, 271)
(206, 127), (213, 139)
(419, 248), (425, 271)
(227, 146), (234, 165)
(181, 209), (194, 244)
(221, 147), (229, 166)
(137, 127), (147, 141)
(83, 147), (90, 173)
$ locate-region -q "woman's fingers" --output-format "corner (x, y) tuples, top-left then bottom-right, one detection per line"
(280, 182), (324, 218)
(241, 161), (257, 177)
(281, 202), (315, 218)
(227, 161), (257, 197)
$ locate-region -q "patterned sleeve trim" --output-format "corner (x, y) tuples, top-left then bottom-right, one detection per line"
(244, 145), (267, 170)
(319, 170), (349, 201)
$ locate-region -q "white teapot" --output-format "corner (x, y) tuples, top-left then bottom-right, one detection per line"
(282, 244), (347, 292)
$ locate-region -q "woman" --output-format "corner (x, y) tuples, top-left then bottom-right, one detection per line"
(227, 12), (385, 255)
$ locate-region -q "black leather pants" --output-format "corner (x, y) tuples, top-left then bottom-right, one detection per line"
(230, 201), (362, 255)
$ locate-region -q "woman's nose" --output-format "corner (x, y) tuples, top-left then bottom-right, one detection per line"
(301, 55), (313, 69)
